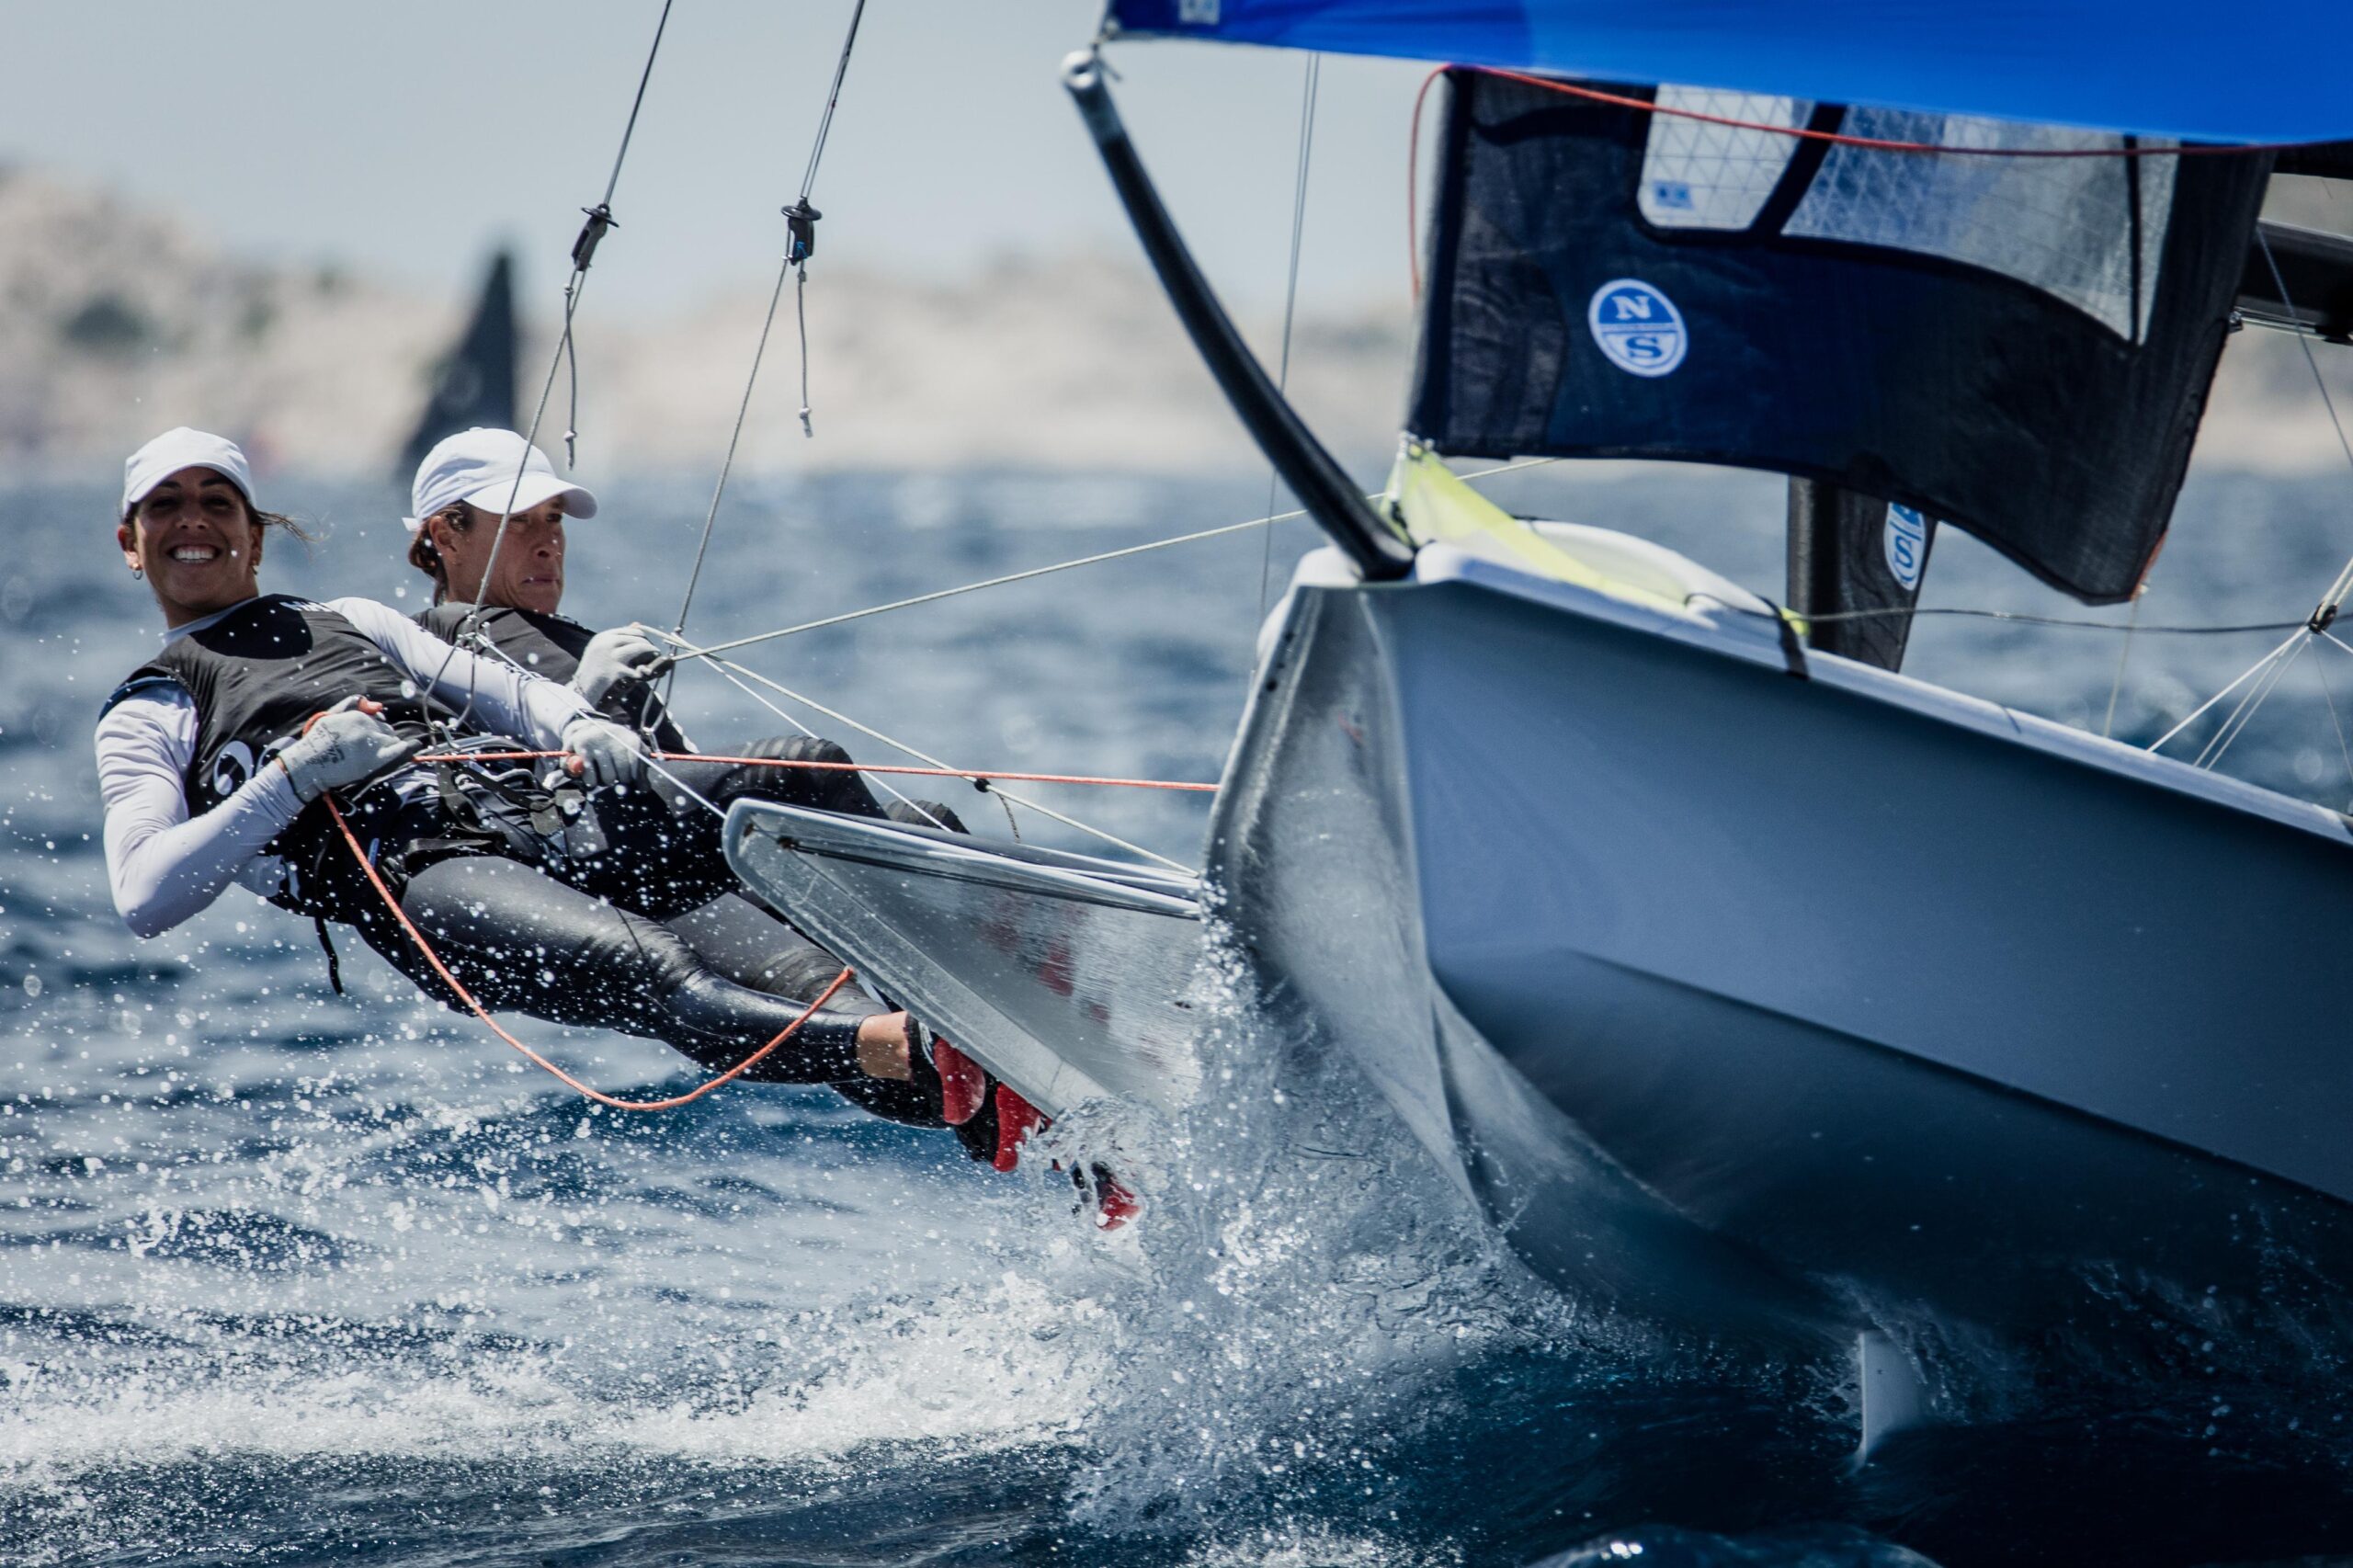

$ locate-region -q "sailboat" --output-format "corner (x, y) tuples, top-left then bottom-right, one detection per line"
(725, 0), (2353, 1437)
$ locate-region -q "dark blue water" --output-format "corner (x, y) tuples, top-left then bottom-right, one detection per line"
(4, 460), (2352, 1567)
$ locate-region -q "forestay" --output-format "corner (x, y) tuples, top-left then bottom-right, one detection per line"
(1105, 0), (2353, 145)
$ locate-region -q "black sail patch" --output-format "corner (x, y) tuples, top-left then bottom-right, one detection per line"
(1408, 72), (2273, 605)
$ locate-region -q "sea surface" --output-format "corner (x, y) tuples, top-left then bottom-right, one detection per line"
(4, 459), (2352, 1567)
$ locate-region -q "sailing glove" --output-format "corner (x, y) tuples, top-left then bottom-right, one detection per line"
(574, 628), (666, 708)
(278, 696), (419, 804)
(562, 714), (646, 790)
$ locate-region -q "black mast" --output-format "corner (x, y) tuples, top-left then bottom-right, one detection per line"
(1063, 53), (1414, 583)
(1786, 479), (1936, 671)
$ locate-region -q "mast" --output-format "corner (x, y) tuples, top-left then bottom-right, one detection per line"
(1786, 479), (1934, 671)
(1063, 53), (1415, 583)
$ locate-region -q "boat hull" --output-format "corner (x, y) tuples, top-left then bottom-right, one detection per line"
(1207, 547), (2353, 1376)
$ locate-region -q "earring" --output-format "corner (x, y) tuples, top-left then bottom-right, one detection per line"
(131, 563), (143, 578)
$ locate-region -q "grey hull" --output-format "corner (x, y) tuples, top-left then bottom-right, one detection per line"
(1208, 545), (2353, 1363)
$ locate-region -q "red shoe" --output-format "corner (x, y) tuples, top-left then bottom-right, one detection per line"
(1087, 1165), (1142, 1230)
(931, 1038), (990, 1127)
(993, 1083), (1048, 1173)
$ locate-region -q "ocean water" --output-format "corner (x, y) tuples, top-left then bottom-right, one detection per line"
(3, 460), (2352, 1568)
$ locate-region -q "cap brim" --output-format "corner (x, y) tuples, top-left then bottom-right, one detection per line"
(125, 464), (254, 511)
(458, 473), (598, 520)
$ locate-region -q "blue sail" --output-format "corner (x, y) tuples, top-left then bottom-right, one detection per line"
(1107, 1), (2353, 143)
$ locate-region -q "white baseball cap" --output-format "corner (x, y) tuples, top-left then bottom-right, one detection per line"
(404, 427), (598, 535)
(123, 427), (256, 516)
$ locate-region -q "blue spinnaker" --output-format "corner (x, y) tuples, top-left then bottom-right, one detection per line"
(1107, 1), (2353, 144)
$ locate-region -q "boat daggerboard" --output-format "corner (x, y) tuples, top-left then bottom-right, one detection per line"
(723, 801), (1206, 1119)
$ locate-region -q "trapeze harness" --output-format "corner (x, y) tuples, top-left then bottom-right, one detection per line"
(418, 601), (690, 751)
(100, 595), (885, 1083)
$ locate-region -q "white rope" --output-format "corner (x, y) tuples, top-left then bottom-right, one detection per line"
(2146, 626), (2304, 755)
(2196, 637), (2304, 769)
(652, 631), (1197, 873)
(699, 650), (1192, 872)
(665, 456), (1563, 665)
(679, 652), (957, 832)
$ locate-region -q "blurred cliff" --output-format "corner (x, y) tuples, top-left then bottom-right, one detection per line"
(3, 166), (2348, 481)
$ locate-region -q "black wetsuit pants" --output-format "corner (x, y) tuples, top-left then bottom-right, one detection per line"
(345, 741), (964, 1095)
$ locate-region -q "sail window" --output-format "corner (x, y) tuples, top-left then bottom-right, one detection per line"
(1638, 89), (1813, 231)
(1782, 110), (2180, 340)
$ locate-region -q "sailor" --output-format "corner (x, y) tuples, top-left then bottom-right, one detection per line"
(398, 427), (1034, 1165)
(94, 426), (962, 1114)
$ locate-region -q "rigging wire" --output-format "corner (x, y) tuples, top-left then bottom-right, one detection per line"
(2196, 637), (2305, 769)
(2309, 645), (2353, 803)
(434, 0), (674, 732)
(2255, 223), (2353, 630)
(2099, 592), (2144, 738)
(1708, 600), (2313, 637)
(664, 456), (1562, 665)
(1251, 54), (1321, 671)
(2146, 627), (2305, 754)
(673, 0), (870, 643)
(654, 633), (1198, 872)
(2142, 225), (2353, 761)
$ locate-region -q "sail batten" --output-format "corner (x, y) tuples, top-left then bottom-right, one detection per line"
(1107, 1), (2353, 146)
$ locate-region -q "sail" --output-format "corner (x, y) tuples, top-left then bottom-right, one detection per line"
(1106, 1), (2353, 144)
(399, 250), (518, 477)
(1405, 73), (2271, 604)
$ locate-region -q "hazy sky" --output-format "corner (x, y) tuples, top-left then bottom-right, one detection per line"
(4, 1), (1437, 318)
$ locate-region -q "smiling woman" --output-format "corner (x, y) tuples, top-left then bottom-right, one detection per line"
(87, 425), (981, 1131)
(116, 442), (312, 629)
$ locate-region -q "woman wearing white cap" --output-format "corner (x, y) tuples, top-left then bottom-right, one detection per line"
(93, 426), (952, 1106)
(396, 429), (1051, 1168)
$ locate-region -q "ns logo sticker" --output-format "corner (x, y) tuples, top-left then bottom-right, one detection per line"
(1586, 278), (1687, 378)
(1883, 504), (1929, 592)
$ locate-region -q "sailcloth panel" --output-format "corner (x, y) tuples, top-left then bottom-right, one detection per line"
(1405, 72), (2271, 603)
(1107, 0), (2353, 145)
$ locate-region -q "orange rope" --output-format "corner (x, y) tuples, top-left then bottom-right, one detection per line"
(415, 749), (1219, 793)
(312, 713), (858, 1111)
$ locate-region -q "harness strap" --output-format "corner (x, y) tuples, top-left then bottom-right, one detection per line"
(313, 915), (344, 995)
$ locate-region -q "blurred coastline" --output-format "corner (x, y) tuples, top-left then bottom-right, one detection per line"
(8, 164), (2353, 486)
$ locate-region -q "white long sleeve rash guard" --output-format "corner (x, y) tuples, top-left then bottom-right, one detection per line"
(95, 596), (596, 938)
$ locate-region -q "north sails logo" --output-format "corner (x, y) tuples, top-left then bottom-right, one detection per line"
(1178, 0), (1220, 20)
(1884, 504), (1929, 591)
(1587, 279), (1688, 377)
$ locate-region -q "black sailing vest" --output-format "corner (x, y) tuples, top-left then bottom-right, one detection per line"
(416, 601), (690, 752)
(103, 595), (444, 920)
